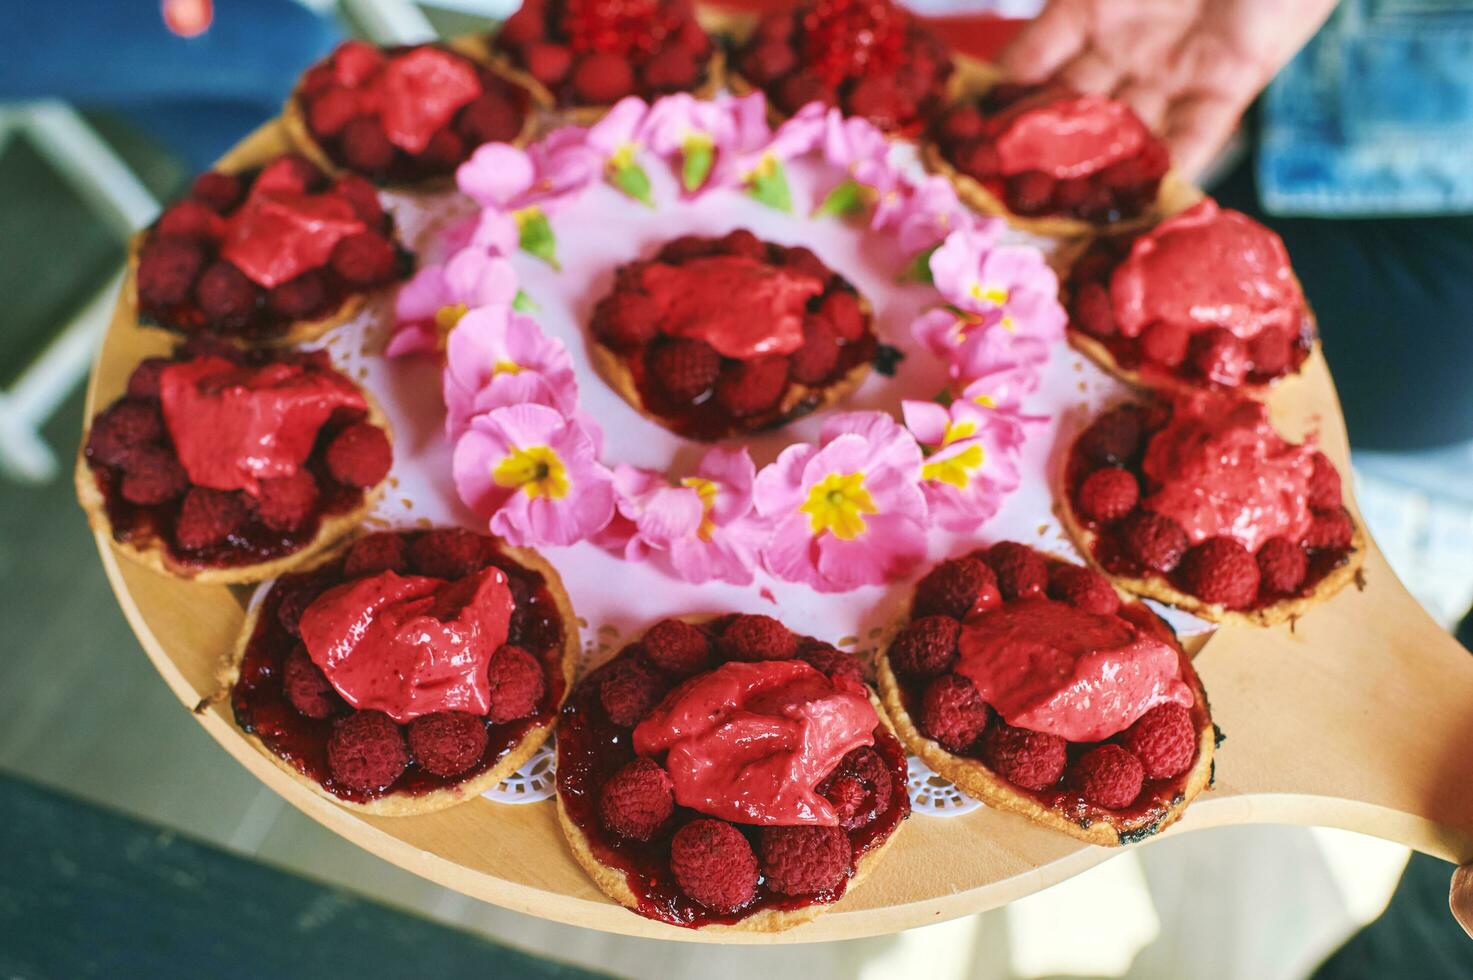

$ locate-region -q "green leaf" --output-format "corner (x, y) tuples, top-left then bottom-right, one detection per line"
(517, 210), (559, 269)
(611, 162), (654, 206)
(513, 290), (539, 313)
(813, 178), (867, 219)
(749, 158), (792, 212)
(899, 244), (941, 285)
(682, 139), (714, 193)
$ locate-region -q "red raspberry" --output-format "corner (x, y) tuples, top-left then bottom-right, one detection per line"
(1305, 509), (1354, 551)
(174, 488), (251, 550)
(1179, 536), (1261, 608)
(820, 746), (891, 829)
(571, 52), (635, 103)
(676, 16), (711, 56)
(594, 291), (661, 350)
(914, 557), (1001, 620)
(600, 656), (667, 727)
(657, 235), (720, 262)
(641, 46), (698, 92)
(984, 542), (1048, 600)
(137, 237), (205, 308)
(956, 139), (1000, 181)
(715, 356), (790, 418)
(982, 721), (1066, 791)
(797, 640), (864, 687)
(408, 711), (489, 776)
(458, 92), (523, 147)
(1047, 563), (1120, 615)
(847, 75), (914, 131)
(920, 674), (991, 751)
(86, 399), (165, 467)
(1121, 703), (1195, 779)
(523, 42), (573, 86)
(342, 533), (408, 577)
(754, 11), (797, 44)
(1256, 536), (1307, 595)
(339, 116), (397, 174)
(284, 646), (340, 719)
(119, 446), (189, 505)
(498, 3), (546, 46)
(1007, 171), (1055, 215)
(936, 104), (984, 144)
(1141, 320), (1189, 367)
(255, 154), (321, 195)
(325, 423), (392, 488)
(328, 710), (409, 792)
(332, 174), (383, 226)
(817, 290), (864, 342)
(1077, 406), (1144, 467)
(419, 129), (466, 172)
(1053, 177), (1092, 214)
(641, 618), (711, 676)
(1070, 280), (1115, 338)
(1075, 466), (1140, 524)
(648, 338), (720, 403)
(598, 757), (674, 840)
(157, 200), (226, 242)
(1072, 743), (1144, 810)
(126, 357), (171, 401)
(255, 469), (320, 532)
(190, 171), (243, 212)
(722, 614), (798, 662)
(1248, 327), (1293, 376)
(486, 644), (546, 723)
(308, 86), (361, 139)
(888, 615), (960, 677)
(1308, 452), (1342, 511)
(760, 826), (851, 895)
(195, 261), (261, 330)
(1120, 510), (1189, 573)
(408, 528), (488, 578)
(330, 232), (398, 286)
(1190, 327), (1249, 387)
(670, 819), (759, 913)
(719, 228), (768, 261)
(267, 270), (329, 320)
(782, 245), (831, 284)
(741, 40), (797, 85)
(776, 70), (837, 114)
(790, 316), (841, 385)
(331, 40), (386, 88)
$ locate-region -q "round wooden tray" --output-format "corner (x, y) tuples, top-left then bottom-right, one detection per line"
(85, 121), (1473, 945)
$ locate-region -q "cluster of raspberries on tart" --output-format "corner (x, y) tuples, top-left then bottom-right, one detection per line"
(877, 542), (1216, 845)
(734, 0), (952, 134)
(589, 229), (878, 440)
(290, 40), (537, 184)
(78, 342), (393, 582)
(494, 0), (717, 109)
(228, 529), (575, 814)
(556, 614), (909, 929)
(133, 152), (408, 343)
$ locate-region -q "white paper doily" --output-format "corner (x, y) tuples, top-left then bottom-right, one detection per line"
(482, 738), (558, 804)
(905, 753), (984, 817)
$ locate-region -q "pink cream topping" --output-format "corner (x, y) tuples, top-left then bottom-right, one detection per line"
(220, 189), (365, 288)
(372, 47), (482, 154)
(992, 92), (1151, 180)
(639, 255), (824, 359)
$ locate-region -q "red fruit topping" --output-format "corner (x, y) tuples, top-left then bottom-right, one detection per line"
(344, 533), (409, 577)
(783, 245), (830, 283)
(1139, 320), (1188, 367)
(642, 46), (699, 92)
(328, 710), (409, 792)
(742, 40), (797, 85)
(458, 92), (523, 147)
(1047, 563), (1120, 615)
(486, 644), (546, 723)
(1256, 536), (1307, 595)
(1190, 326), (1249, 387)
(190, 171), (243, 212)
(1121, 702), (1195, 779)
(325, 423), (392, 488)
(657, 235), (719, 262)
(1305, 509), (1354, 551)
(1075, 466), (1140, 524)
(498, 3), (546, 46)
(126, 357), (171, 401)
(721, 614), (798, 662)
(408, 528), (488, 578)
(797, 640), (865, 687)
(956, 140), (1000, 181)
(522, 41), (572, 86)
(1071, 280), (1116, 338)
(984, 541), (1048, 600)
(194, 261), (261, 329)
(598, 757), (675, 840)
(648, 338), (720, 403)
(759, 825), (851, 895)
(820, 746), (891, 829)
(755, 11), (797, 43)
(339, 116), (397, 174)
(789, 316), (841, 385)
(801, 0), (908, 84)
(914, 557), (1001, 620)
(255, 469), (320, 532)
(937, 104), (984, 144)
(136, 237), (205, 308)
(1120, 510), (1189, 573)
(676, 17), (711, 56)
(981, 721), (1067, 791)
(847, 75), (913, 132)
(719, 228), (767, 261)
(255, 155), (321, 195)
(1073, 743), (1144, 810)
(715, 356), (790, 417)
(175, 487), (251, 550)
(420, 128), (466, 171)
(1179, 536), (1261, 608)
(119, 446), (189, 505)
(333, 174), (384, 225)
(86, 399), (165, 467)
(1248, 326), (1293, 376)
(776, 70), (837, 114)
(1007, 171), (1055, 215)
(332, 40), (386, 88)
(284, 645), (339, 719)
(642, 618), (711, 676)
(1077, 405), (1143, 466)
(920, 673), (991, 751)
(600, 656), (667, 727)
(888, 615), (960, 677)
(267, 270), (329, 320)
(407, 711), (489, 776)
(817, 289), (864, 342)
(571, 52), (636, 104)
(307, 87), (360, 139)
(1308, 453), (1343, 511)
(330, 232), (397, 286)
(595, 290), (661, 349)
(157, 200), (225, 242)
(669, 819), (758, 913)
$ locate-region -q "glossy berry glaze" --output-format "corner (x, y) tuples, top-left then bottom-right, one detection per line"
(591, 231), (879, 441)
(931, 84), (1168, 224)
(232, 530), (568, 803)
(557, 617), (910, 928)
(735, 0), (952, 135)
(83, 344), (383, 572)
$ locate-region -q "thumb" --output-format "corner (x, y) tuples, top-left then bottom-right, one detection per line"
(1451, 865), (1473, 939)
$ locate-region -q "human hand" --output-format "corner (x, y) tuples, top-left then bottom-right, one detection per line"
(996, 0), (1340, 181)
(1453, 865), (1473, 939)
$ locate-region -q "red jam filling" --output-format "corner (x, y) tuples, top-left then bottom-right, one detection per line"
(299, 568), (515, 723)
(220, 191), (365, 288)
(639, 256), (821, 359)
(992, 92), (1149, 180)
(632, 660), (877, 825)
(373, 46), (483, 153)
(159, 356), (367, 494)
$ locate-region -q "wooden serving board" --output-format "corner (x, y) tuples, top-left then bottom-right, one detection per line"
(84, 114), (1473, 944)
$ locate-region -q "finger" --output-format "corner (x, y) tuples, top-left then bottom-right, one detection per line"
(1452, 865), (1473, 940)
(1056, 48), (1124, 95)
(1162, 93), (1248, 182)
(1112, 80), (1170, 132)
(996, 0), (1089, 83)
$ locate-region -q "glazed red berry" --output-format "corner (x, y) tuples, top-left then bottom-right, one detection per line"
(719, 229), (767, 260)
(331, 40), (386, 88)
(284, 646), (339, 719)
(642, 46), (699, 92)
(956, 140), (1000, 181)
(782, 245), (830, 283)
(1075, 466), (1139, 524)
(1077, 406), (1144, 467)
(914, 557), (1000, 620)
(330, 232), (397, 285)
(888, 615), (961, 677)
(600, 656), (667, 727)
(126, 358), (171, 401)
(1073, 743), (1145, 810)
(267, 270), (329, 320)
(1047, 563), (1120, 615)
(86, 399), (165, 467)
(742, 40), (797, 85)
(1305, 509), (1354, 551)
(777, 70), (837, 113)
(817, 290), (864, 342)
(524, 42), (574, 86)
(789, 316), (841, 385)
(119, 446), (189, 505)
(715, 356), (790, 418)
(1190, 327), (1248, 387)
(1248, 327), (1293, 376)
(1256, 536), (1307, 595)
(648, 338), (720, 403)
(571, 52), (636, 103)
(157, 200), (226, 242)
(820, 746), (891, 829)
(1071, 281), (1115, 338)
(1140, 320), (1189, 367)
(498, 3), (546, 46)
(670, 819), (759, 913)
(420, 129), (467, 171)
(195, 261), (261, 330)
(408, 528), (487, 578)
(797, 641), (864, 687)
(1007, 171), (1055, 215)
(486, 644), (546, 723)
(760, 825), (851, 896)
(937, 104), (984, 143)
(721, 614), (798, 662)
(847, 75), (913, 131)
(920, 673), (990, 752)
(598, 757), (675, 841)
(641, 618), (711, 677)
(1121, 703), (1195, 779)
(458, 92), (523, 147)
(255, 470), (320, 532)
(984, 542), (1048, 600)
(1179, 536), (1261, 608)
(308, 87), (360, 139)
(981, 720), (1067, 791)
(328, 710), (409, 792)
(595, 291), (661, 349)
(175, 487), (251, 550)
(136, 235), (206, 310)
(408, 711), (489, 777)
(344, 533), (409, 577)
(255, 154), (321, 195)
(1308, 452), (1342, 511)
(339, 116), (396, 173)
(1120, 510), (1189, 573)
(325, 423), (392, 488)
(190, 171), (243, 212)
(332, 174), (384, 225)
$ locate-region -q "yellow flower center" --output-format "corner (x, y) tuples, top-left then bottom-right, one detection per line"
(680, 476), (719, 541)
(922, 444), (986, 489)
(433, 303), (469, 346)
(940, 419), (976, 447)
(683, 131), (714, 157)
(800, 472), (877, 541)
(608, 142), (639, 173)
(513, 206), (543, 231)
(492, 445), (569, 500)
(747, 151), (779, 182)
(972, 392), (997, 408)
(492, 359), (521, 376)
(969, 283), (1009, 307)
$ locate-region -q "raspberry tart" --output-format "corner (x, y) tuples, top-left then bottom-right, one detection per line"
(131, 151), (410, 345)
(224, 528), (577, 815)
(589, 230), (878, 440)
(490, 0), (720, 115)
(77, 343), (393, 583)
(877, 543), (1216, 845)
(1063, 199), (1317, 395)
(1059, 398), (1366, 626)
(556, 614), (909, 931)
(731, 0), (952, 135)
(285, 40), (541, 187)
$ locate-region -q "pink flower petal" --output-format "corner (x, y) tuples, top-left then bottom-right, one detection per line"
(457, 144), (535, 209)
